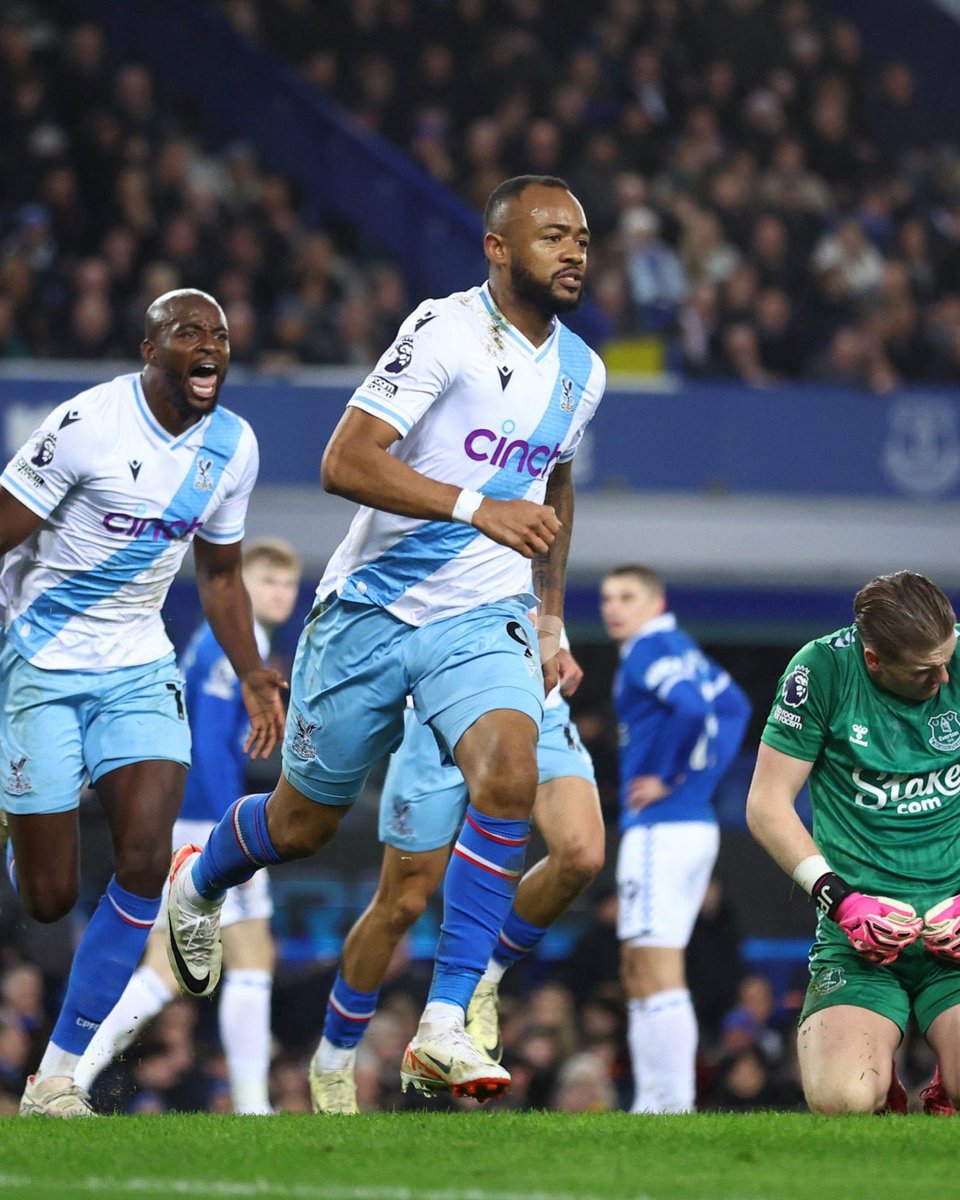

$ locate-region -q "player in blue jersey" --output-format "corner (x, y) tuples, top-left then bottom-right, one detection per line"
(309, 636), (602, 1113)
(600, 564), (751, 1113)
(73, 537), (301, 1113)
(166, 176), (606, 1103)
(0, 290), (287, 1117)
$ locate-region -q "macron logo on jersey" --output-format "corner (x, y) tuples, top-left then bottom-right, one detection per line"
(103, 512), (204, 540)
(464, 422), (562, 479)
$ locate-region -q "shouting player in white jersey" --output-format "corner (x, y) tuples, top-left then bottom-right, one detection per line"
(0, 289), (287, 1117)
(165, 176), (606, 1103)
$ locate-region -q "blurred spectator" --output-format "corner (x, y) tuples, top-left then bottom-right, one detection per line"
(755, 287), (804, 378)
(718, 974), (785, 1066)
(552, 1051), (618, 1113)
(620, 206), (687, 332)
(677, 281), (722, 377)
(811, 217), (885, 300)
(721, 322), (776, 388)
(703, 1045), (804, 1112)
(686, 876), (745, 1046)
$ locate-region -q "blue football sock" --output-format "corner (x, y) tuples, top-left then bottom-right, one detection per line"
(49, 876), (160, 1055)
(322, 972), (380, 1049)
(493, 909), (547, 968)
(191, 793), (284, 901)
(428, 805), (530, 1011)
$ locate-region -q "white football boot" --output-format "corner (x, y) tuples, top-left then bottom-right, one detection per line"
(166, 844), (224, 998)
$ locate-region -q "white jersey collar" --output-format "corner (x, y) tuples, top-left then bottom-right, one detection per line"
(619, 612), (677, 660)
(478, 282), (559, 361)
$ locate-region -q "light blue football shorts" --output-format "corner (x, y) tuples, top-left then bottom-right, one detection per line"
(0, 639), (191, 815)
(379, 696), (596, 853)
(280, 596), (544, 807)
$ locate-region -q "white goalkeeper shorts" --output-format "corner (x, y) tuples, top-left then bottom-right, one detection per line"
(160, 817), (273, 929)
(616, 821), (720, 947)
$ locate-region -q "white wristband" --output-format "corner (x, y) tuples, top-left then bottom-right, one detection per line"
(451, 489), (484, 525)
(792, 854), (831, 895)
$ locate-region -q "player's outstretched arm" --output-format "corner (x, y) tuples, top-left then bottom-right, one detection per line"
(0, 487), (44, 557)
(193, 538), (287, 758)
(323, 408), (559, 555)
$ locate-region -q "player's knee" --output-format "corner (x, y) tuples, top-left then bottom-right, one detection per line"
(268, 800), (344, 858)
(114, 841), (170, 896)
(387, 886), (429, 935)
(556, 834), (605, 888)
(20, 877), (77, 923)
(804, 1077), (885, 1115)
(470, 755), (538, 819)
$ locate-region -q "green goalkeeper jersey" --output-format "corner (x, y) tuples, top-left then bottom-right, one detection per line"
(761, 624), (960, 913)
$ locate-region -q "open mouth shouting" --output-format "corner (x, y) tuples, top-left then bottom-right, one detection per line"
(187, 361), (221, 403)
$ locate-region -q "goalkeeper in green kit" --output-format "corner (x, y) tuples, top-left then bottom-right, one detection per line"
(747, 571), (960, 1114)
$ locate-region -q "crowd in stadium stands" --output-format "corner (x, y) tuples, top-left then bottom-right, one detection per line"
(3, 0), (960, 388)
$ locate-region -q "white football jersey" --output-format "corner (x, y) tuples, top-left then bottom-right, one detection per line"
(319, 283), (606, 625)
(0, 372), (259, 670)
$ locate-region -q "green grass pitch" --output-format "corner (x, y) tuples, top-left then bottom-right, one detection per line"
(2, 1111), (957, 1200)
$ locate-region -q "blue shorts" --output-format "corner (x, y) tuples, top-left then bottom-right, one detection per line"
(379, 698), (596, 853)
(281, 596), (544, 806)
(0, 640), (190, 815)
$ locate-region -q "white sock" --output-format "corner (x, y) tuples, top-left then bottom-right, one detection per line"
(36, 1044), (81, 1082)
(420, 1000), (463, 1034)
(180, 863), (222, 912)
(482, 960), (507, 985)
(220, 968), (273, 1114)
(315, 1037), (358, 1072)
(627, 988), (698, 1113)
(73, 965), (174, 1092)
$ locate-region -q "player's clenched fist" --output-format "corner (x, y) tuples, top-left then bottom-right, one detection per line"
(812, 871), (922, 966)
(921, 896), (960, 962)
(472, 497), (560, 557)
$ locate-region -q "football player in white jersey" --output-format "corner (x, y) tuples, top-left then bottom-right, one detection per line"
(166, 176), (606, 1103)
(0, 289), (287, 1117)
(309, 636), (603, 1114)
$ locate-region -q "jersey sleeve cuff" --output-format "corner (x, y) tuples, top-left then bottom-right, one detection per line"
(195, 527), (244, 544)
(0, 471), (55, 518)
(348, 396), (413, 436)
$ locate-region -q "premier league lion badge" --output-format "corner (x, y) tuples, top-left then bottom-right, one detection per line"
(782, 664), (810, 708)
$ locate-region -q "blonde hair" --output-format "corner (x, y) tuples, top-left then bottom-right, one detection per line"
(243, 536), (301, 573)
(854, 571), (955, 660)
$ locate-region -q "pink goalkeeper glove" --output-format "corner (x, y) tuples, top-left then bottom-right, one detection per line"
(921, 896), (960, 962)
(811, 871), (922, 966)
(833, 894), (923, 965)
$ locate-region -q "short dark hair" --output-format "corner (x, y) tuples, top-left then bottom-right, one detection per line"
(603, 564), (665, 596)
(854, 571), (956, 660)
(483, 175), (571, 233)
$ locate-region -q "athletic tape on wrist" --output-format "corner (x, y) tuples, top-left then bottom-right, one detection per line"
(792, 854), (831, 895)
(537, 615), (564, 662)
(451, 489), (484, 525)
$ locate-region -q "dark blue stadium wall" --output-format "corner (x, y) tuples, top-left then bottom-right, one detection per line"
(69, 0), (610, 349)
(4, 371), (959, 499)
